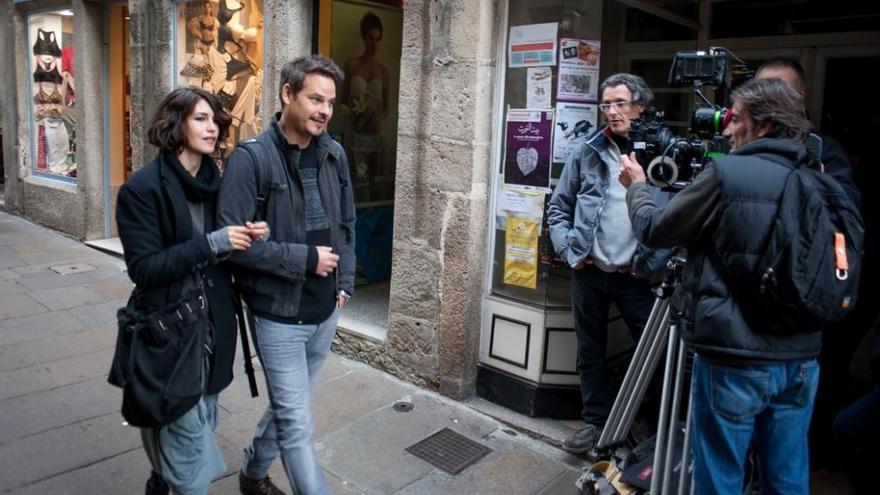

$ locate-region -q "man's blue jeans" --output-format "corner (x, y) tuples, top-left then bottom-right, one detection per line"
(241, 310), (339, 495)
(691, 355), (819, 495)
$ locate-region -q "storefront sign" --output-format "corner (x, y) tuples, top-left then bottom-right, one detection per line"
(504, 109), (554, 191)
(557, 38), (601, 102)
(526, 67), (552, 109)
(508, 22), (558, 68)
(553, 102), (598, 163)
(504, 217), (540, 289)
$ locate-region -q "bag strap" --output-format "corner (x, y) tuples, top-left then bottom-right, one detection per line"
(239, 139), (272, 222)
(232, 287), (259, 398)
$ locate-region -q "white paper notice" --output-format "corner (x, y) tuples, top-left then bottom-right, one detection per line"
(526, 68), (553, 109)
(508, 23), (558, 68)
(500, 187), (545, 219)
(557, 38), (601, 102)
(553, 102), (598, 163)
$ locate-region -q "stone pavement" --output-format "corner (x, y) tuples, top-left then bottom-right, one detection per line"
(0, 211), (586, 494)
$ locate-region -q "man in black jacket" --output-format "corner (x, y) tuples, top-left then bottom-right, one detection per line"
(618, 78), (818, 493)
(755, 57), (861, 208)
(217, 55), (356, 495)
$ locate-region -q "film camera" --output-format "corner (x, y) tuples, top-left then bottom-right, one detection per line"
(629, 47), (751, 190)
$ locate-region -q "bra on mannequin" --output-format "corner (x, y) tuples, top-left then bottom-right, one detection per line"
(33, 29), (62, 57)
(217, 0), (244, 25)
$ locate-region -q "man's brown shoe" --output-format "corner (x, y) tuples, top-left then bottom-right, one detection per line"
(239, 472), (287, 495)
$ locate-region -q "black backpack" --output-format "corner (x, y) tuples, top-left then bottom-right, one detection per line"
(735, 154), (864, 335)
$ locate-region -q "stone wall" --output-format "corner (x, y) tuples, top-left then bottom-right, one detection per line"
(384, 0), (499, 399)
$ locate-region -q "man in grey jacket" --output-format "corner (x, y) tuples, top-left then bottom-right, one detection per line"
(548, 73), (667, 454)
(217, 55), (356, 495)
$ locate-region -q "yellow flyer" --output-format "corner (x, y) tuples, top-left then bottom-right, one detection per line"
(504, 217), (540, 289)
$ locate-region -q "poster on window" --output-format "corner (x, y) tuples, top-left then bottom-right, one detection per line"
(29, 12), (76, 179)
(526, 67), (552, 109)
(553, 102), (598, 163)
(557, 38), (601, 102)
(503, 216), (540, 289)
(327, 1), (403, 205)
(508, 22), (557, 68)
(176, 0), (265, 158)
(504, 109), (553, 191)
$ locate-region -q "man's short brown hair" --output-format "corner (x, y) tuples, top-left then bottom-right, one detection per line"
(278, 55), (344, 107)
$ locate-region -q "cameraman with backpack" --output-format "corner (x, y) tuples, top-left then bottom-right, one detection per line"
(617, 78), (831, 494)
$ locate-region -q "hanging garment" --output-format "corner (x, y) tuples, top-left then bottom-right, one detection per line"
(36, 122), (48, 171)
(42, 118), (70, 172)
(34, 82), (63, 105)
(33, 29), (62, 57)
(61, 46), (74, 77)
(229, 73), (258, 133)
(33, 57), (63, 84)
(225, 57), (251, 81)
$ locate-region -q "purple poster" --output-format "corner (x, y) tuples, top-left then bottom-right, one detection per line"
(504, 109), (554, 190)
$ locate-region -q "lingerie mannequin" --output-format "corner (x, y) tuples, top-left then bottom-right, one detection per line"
(188, 1), (217, 52)
(216, 0), (258, 55)
(33, 29), (62, 57)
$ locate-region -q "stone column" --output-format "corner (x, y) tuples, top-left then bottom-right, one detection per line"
(262, 0), (313, 119)
(73, 0), (106, 239)
(386, 0), (499, 398)
(0, 0), (22, 210)
(128, 0), (176, 171)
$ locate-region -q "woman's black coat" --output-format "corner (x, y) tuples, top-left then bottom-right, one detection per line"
(116, 152), (238, 395)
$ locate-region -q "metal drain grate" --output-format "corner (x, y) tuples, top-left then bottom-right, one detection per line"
(405, 427), (492, 475)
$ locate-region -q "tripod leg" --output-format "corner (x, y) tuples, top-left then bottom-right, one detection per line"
(662, 335), (688, 495)
(615, 306), (672, 443)
(598, 300), (671, 448)
(651, 323), (680, 495)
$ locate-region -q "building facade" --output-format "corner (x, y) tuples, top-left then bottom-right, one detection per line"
(2, 0), (878, 415)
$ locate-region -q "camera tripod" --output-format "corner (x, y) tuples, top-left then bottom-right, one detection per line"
(593, 255), (695, 495)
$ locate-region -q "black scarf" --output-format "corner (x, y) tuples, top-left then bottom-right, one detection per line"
(163, 152), (221, 203)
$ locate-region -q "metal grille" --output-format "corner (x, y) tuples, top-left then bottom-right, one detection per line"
(405, 428), (492, 475)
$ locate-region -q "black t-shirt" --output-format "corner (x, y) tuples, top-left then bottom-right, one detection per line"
(257, 140), (336, 325)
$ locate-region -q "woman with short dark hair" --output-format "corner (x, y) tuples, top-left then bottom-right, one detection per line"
(116, 87), (266, 495)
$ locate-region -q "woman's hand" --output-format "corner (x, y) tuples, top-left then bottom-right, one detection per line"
(225, 226), (253, 251)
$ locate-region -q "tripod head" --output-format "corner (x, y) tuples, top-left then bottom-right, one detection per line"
(655, 250), (686, 300)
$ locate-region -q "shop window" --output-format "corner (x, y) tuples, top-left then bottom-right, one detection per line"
(323, 0), (402, 291)
(28, 9), (77, 181)
(325, 0), (402, 207)
(174, 0), (264, 159)
(489, 0), (604, 309)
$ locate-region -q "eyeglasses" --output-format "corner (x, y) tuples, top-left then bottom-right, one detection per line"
(599, 101), (633, 113)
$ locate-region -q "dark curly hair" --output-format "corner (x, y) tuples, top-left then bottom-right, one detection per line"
(360, 12), (383, 39)
(148, 87), (231, 152)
